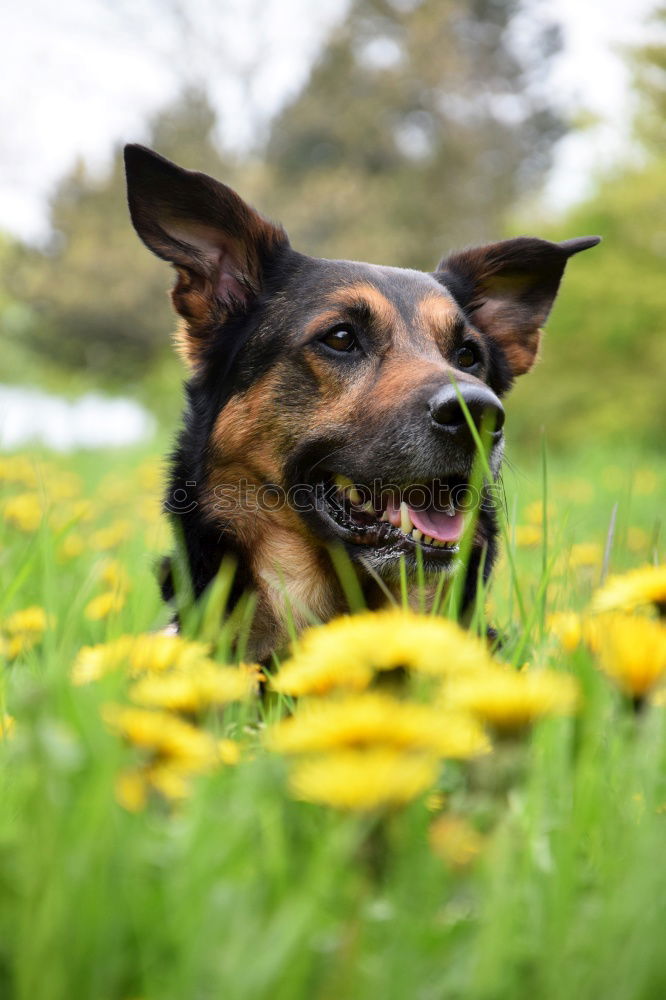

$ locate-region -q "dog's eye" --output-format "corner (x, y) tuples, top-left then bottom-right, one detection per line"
(455, 343), (479, 369)
(319, 326), (361, 353)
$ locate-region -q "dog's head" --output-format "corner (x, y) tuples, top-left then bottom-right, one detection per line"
(125, 144), (599, 601)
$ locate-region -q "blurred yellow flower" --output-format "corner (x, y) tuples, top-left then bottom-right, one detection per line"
(513, 525), (541, 548)
(1, 606), (53, 659)
(524, 500), (555, 526)
(72, 633), (213, 684)
(429, 814), (485, 869)
(4, 606), (51, 635)
(591, 565), (666, 616)
(271, 610), (495, 697)
(288, 748), (438, 810)
(0, 455), (38, 488)
(115, 768), (148, 812)
(445, 668), (580, 732)
(103, 705), (218, 772)
(90, 520), (133, 551)
(267, 692), (489, 759)
(147, 762), (190, 801)
(115, 741), (241, 811)
(635, 468), (658, 496)
(547, 612), (583, 652)
(129, 663), (255, 712)
(0, 714), (15, 740)
(626, 527), (650, 553)
(592, 615), (666, 697)
(84, 590), (126, 621)
(218, 738), (241, 765)
(58, 532), (86, 561)
(46, 472), (82, 502)
(564, 479), (595, 503)
(98, 559), (131, 592)
(137, 460), (162, 491)
(4, 493), (43, 532)
(568, 543), (603, 569)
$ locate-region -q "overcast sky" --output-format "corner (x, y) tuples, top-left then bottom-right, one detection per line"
(0, 0), (657, 243)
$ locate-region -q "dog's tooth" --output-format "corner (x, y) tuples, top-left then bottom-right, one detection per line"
(432, 540), (444, 547)
(361, 501), (374, 514)
(334, 474), (353, 491)
(423, 535), (433, 545)
(399, 501), (413, 534)
(380, 509), (390, 522)
(348, 487), (362, 505)
(411, 528), (423, 541)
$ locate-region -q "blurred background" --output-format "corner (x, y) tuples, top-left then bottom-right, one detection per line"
(1, 0), (664, 455)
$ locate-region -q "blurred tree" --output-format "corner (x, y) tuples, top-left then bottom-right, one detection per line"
(258, 0), (566, 267)
(505, 4), (666, 451)
(631, 2), (666, 152)
(6, 89), (236, 378)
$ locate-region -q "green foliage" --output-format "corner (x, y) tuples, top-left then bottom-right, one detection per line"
(630, 3), (666, 152)
(507, 158), (666, 449)
(4, 90), (236, 379)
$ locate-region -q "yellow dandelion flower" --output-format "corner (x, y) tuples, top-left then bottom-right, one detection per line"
(136, 460), (162, 492)
(218, 738), (241, 765)
(4, 606), (51, 635)
(651, 689), (666, 708)
(593, 615), (666, 697)
(591, 565), (666, 616)
(46, 472), (82, 502)
(569, 543), (603, 570)
(288, 748), (438, 810)
(0, 455), (38, 488)
(626, 527), (650, 553)
(98, 559), (131, 592)
(4, 492), (43, 532)
(266, 693), (489, 759)
(147, 761), (191, 801)
(635, 468), (658, 496)
(428, 814), (485, 869)
(513, 524), (541, 548)
(115, 768), (148, 812)
(547, 612), (583, 652)
(103, 705), (218, 772)
(3, 635), (38, 659)
(129, 663), (255, 712)
(58, 532), (85, 561)
(564, 479), (595, 503)
(1, 714), (15, 740)
(84, 590), (126, 621)
(271, 610), (495, 697)
(445, 668), (580, 732)
(524, 500), (555, 525)
(90, 519), (133, 551)
(71, 633), (212, 684)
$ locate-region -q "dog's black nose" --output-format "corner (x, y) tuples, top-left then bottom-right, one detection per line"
(429, 384), (505, 441)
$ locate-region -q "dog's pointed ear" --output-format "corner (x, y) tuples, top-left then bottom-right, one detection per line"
(124, 144), (289, 363)
(435, 235), (601, 376)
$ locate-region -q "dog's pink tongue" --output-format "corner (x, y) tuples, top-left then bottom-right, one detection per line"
(409, 506), (465, 543)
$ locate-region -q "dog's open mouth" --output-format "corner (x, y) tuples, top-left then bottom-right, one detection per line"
(307, 473), (470, 564)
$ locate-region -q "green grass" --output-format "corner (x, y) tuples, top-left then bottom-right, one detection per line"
(0, 440), (664, 1000)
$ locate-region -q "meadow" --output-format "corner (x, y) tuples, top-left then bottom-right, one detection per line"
(0, 437), (664, 1000)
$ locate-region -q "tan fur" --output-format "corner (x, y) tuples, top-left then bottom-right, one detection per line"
(415, 293), (462, 348)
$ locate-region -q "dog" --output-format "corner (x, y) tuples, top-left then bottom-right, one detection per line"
(124, 144), (599, 660)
